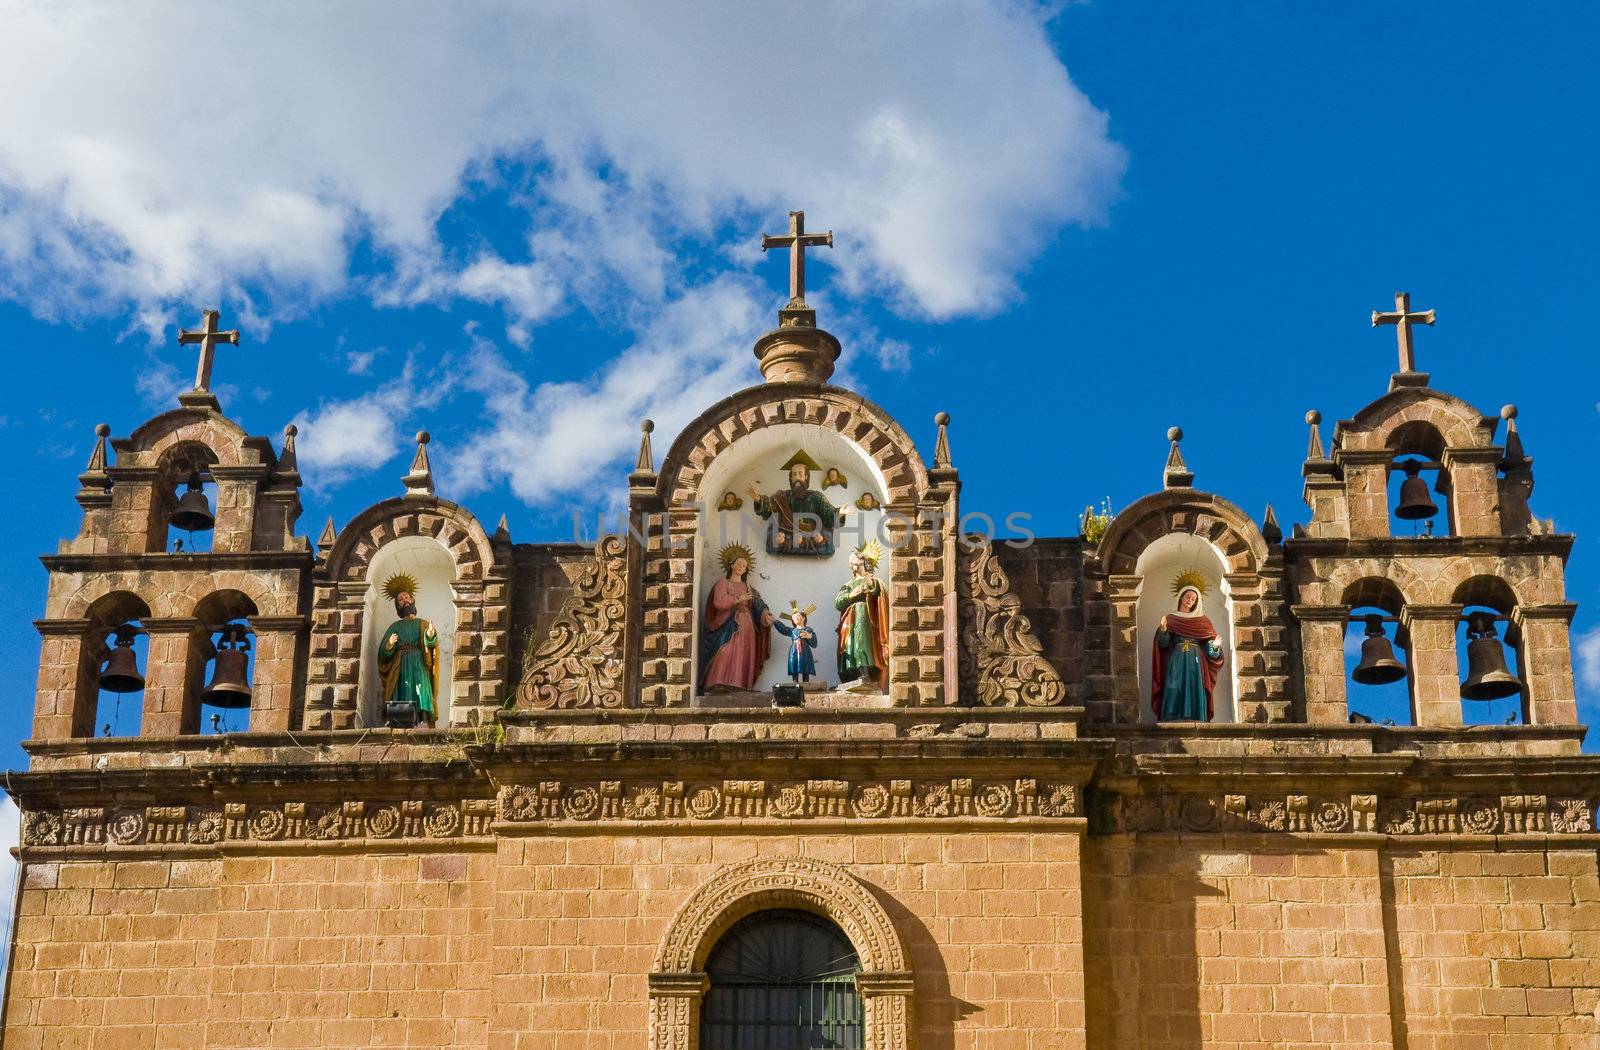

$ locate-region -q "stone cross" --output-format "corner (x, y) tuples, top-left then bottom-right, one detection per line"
(761, 211), (833, 305)
(1371, 291), (1435, 373)
(177, 309), (241, 392)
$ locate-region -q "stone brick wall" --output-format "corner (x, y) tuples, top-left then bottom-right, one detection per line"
(507, 542), (591, 681)
(995, 538), (1086, 689)
(5, 852), (493, 1049)
(1385, 848), (1600, 1050)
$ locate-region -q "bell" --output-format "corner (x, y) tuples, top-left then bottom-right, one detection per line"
(98, 626), (144, 693)
(1351, 615), (1407, 686)
(201, 626), (253, 709)
(1395, 461), (1438, 521)
(1461, 613), (1521, 701)
(169, 472), (215, 533)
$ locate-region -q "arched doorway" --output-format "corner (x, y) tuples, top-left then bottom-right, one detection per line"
(700, 909), (863, 1049)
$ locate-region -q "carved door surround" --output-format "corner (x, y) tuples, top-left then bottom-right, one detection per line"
(649, 857), (914, 1050)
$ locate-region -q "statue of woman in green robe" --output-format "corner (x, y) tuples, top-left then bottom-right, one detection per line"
(378, 574), (440, 726)
(834, 542), (889, 689)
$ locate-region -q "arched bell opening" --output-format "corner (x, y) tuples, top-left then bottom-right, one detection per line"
(360, 535), (458, 727)
(700, 909), (864, 1049)
(153, 442), (220, 554)
(79, 591), (152, 738)
(187, 591), (259, 735)
(1133, 532), (1237, 725)
(1385, 421), (1453, 538)
(1452, 576), (1527, 726)
(1340, 577), (1414, 727)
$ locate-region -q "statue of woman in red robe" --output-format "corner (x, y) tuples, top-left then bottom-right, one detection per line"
(1151, 576), (1224, 721)
(699, 545), (775, 692)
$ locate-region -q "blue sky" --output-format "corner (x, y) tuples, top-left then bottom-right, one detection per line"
(0, 2), (1597, 768)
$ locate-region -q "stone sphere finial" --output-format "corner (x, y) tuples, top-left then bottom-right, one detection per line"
(284, 423), (298, 438)
(641, 419), (654, 433)
(94, 422), (110, 438)
(416, 430), (430, 445)
(1305, 410), (1321, 426)
(935, 411), (950, 427)
(1500, 404), (1517, 421)
(1167, 426), (1183, 443)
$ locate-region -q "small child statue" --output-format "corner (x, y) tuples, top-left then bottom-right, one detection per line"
(774, 602), (819, 684)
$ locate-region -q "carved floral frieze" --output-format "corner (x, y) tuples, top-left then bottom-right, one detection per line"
(20, 799), (495, 848)
(1089, 791), (1598, 837)
(498, 776), (1076, 825)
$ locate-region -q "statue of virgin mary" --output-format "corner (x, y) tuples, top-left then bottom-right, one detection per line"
(1151, 570), (1224, 722)
(699, 544), (775, 692)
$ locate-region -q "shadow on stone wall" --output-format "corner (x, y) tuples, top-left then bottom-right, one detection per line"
(868, 884), (977, 1050)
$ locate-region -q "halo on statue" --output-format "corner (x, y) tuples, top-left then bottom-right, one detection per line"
(718, 543), (756, 575)
(782, 601), (818, 621)
(382, 572), (421, 601)
(1169, 568), (1210, 598)
(854, 539), (884, 569)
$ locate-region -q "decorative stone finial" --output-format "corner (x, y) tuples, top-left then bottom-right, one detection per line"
(77, 423), (112, 502)
(493, 513), (512, 546)
(1305, 410), (1326, 459)
(1163, 427), (1193, 489)
(636, 419), (655, 473)
(1262, 504), (1282, 546)
(754, 210), (841, 384)
(1499, 403), (1531, 471)
(317, 517), (337, 555)
(1372, 291), (1434, 389)
(403, 430), (434, 498)
(274, 422), (300, 479)
(934, 412), (953, 469)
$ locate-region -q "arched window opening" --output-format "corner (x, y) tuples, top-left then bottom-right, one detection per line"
(155, 444), (220, 554)
(701, 909), (863, 1050)
(1386, 421), (1452, 538)
(361, 536), (458, 727)
(1341, 578), (1413, 726)
(1453, 577), (1526, 726)
(189, 591), (259, 735)
(1133, 532), (1236, 724)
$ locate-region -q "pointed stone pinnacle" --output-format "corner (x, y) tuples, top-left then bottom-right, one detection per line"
(1163, 426), (1194, 489)
(77, 423), (112, 500)
(403, 430), (434, 498)
(1500, 404), (1530, 471)
(635, 419), (655, 474)
(1262, 504), (1282, 546)
(317, 517), (337, 554)
(933, 412), (953, 470)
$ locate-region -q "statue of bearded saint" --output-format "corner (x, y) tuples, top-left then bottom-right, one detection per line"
(378, 575), (441, 726)
(746, 452), (847, 557)
(1151, 577), (1224, 722)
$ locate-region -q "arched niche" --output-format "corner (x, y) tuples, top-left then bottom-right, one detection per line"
(360, 536), (459, 723)
(1133, 533), (1237, 724)
(650, 858), (913, 1050)
(692, 421), (891, 696)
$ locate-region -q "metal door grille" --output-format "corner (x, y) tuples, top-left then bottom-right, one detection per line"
(700, 909), (864, 1050)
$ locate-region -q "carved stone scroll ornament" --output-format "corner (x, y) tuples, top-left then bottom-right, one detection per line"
(958, 539), (1066, 706)
(517, 534), (627, 709)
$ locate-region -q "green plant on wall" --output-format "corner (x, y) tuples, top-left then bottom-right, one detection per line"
(1080, 498), (1113, 545)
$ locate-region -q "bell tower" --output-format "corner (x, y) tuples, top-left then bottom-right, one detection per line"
(1288, 292), (1577, 730)
(31, 308), (312, 741)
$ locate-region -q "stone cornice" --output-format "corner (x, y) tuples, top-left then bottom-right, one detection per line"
(40, 550), (313, 573)
(1283, 534), (1574, 560)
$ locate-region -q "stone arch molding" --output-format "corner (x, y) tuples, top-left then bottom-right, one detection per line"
(649, 857), (914, 1050)
(1098, 490), (1269, 577)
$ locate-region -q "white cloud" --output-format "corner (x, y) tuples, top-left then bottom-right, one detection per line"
(290, 365), (433, 489)
(447, 274), (768, 506)
(0, 2), (1123, 327)
(1576, 625), (1600, 691)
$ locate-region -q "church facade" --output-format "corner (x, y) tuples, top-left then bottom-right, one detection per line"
(4, 223), (1598, 1049)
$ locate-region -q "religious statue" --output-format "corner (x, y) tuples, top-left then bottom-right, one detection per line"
(821, 467), (848, 490)
(774, 602), (820, 684)
(377, 573), (441, 726)
(699, 544), (776, 692)
(854, 491), (881, 511)
(747, 450), (848, 556)
(835, 541), (889, 689)
(1151, 570), (1224, 722)
(717, 490), (743, 511)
